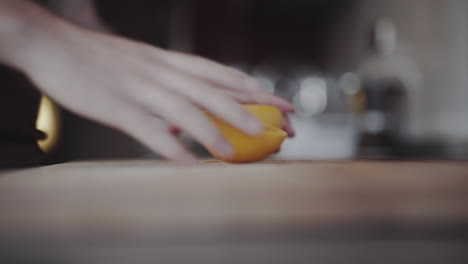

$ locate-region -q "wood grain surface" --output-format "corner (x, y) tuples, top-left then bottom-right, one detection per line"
(1, 160), (468, 264)
(1, 160), (467, 242)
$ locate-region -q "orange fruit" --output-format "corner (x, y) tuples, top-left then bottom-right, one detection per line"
(243, 104), (284, 129)
(206, 105), (287, 163)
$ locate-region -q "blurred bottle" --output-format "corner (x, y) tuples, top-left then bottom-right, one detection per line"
(354, 17), (422, 157)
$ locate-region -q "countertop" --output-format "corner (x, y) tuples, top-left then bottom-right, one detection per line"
(1, 160), (467, 263)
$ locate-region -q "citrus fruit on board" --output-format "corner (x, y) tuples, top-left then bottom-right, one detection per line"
(205, 105), (287, 163)
(242, 104), (284, 129)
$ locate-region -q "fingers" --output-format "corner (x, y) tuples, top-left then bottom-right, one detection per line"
(226, 90), (295, 113)
(151, 68), (263, 136)
(228, 90), (296, 137)
(168, 125), (181, 136)
(158, 50), (264, 93)
(221, 90), (296, 137)
(118, 46), (295, 160)
(160, 51), (294, 112)
(152, 48), (294, 121)
(134, 87), (234, 159)
(119, 108), (196, 163)
(282, 114), (295, 137)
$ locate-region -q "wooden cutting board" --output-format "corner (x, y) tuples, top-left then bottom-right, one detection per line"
(1, 159), (467, 242)
(1, 160), (468, 264)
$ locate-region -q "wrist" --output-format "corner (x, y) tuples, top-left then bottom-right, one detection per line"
(0, 1), (66, 72)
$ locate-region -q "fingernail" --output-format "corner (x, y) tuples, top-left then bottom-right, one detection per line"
(286, 104), (296, 113)
(246, 118), (263, 135)
(218, 142), (233, 158)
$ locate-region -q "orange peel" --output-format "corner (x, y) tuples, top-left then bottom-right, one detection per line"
(242, 104), (284, 129)
(206, 105), (287, 163)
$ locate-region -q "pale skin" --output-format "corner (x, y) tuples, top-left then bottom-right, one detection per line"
(0, 0), (295, 163)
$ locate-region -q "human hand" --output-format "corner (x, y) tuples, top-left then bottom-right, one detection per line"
(6, 4), (294, 163)
(45, 0), (112, 33)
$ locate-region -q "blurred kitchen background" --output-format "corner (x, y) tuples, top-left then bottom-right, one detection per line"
(39, 0), (468, 163)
